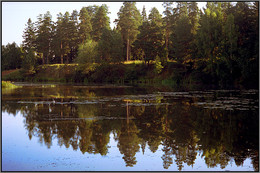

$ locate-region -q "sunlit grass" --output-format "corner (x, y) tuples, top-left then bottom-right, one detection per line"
(123, 60), (144, 64)
(2, 81), (21, 89)
(47, 64), (78, 67)
(40, 84), (56, 88)
(167, 59), (177, 63)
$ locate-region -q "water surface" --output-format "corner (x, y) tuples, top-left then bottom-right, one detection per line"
(2, 84), (259, 171)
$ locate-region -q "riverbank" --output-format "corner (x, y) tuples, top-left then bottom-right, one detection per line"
(2, 81), (21, 89)
(2, 61), (258, 89)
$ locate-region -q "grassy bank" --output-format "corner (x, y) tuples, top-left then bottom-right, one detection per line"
(2, 81), (21, 89)
(1, 63), (202, 90)
(2, 61), (256, 89)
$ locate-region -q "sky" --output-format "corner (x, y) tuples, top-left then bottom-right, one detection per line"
(2, 2), (206, 46)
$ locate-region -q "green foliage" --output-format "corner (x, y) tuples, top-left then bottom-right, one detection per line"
(79, 7), (92, 43)
(22, 49), (37, 75)
(154, 55), (164, 74)
(171, 15), (193, 63)
(35, 11), (53, 64)
(116, 2), (142, 61)
(222, 14), (238, 76)
(76, 40), (99, 64)
(22, 18), (36, 53)
(147, 8), (165, 59)
(91, 63), (125, 83)
(134, 7), (164, 63)
(2, 42), (23, 70)
(2, 70), (25, 81)
(91, 4), (110, 41)
(141, 6), (148, 22)
(7, 2), (257, 88)
(52, 12), (72, 64)
(195, 2), (224, 83)
(98, 28), (124, 63)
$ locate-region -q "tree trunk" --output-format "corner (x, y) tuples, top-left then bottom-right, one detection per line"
(166, 27), (169, 61)
(42, 53), (45, 65)
(46, 53), (49, 64)
(61, 54), (63, 64)
(126, 38), (130, 61)
(61, 41), (63, 64)
(230, 23), (233, 74)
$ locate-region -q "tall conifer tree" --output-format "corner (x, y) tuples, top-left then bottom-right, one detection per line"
(22, 18), (36, 53)
(116, 2), (141, 61)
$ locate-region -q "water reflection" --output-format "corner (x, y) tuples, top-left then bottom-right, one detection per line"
(2, 85), (259, 171)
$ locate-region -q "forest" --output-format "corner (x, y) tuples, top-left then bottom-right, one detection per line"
(2, 2), (259, 88)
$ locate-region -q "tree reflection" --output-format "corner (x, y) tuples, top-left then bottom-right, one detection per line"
(1, 87), (259, 171)
(117, 120), (140, 167)
(161, 139), (173, 169)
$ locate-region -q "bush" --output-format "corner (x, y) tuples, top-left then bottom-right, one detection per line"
(75, 40), (99, 64)
(22, 49), (37, 75)
(91, 63), (125, 83)
(154, 55), (164, 74)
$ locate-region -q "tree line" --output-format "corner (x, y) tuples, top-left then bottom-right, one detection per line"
(2, 2), (258, 86)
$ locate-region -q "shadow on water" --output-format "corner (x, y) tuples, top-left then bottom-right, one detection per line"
(2, 84), (259, 171)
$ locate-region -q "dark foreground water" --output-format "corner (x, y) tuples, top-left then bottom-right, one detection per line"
(2, 83), (259, 171)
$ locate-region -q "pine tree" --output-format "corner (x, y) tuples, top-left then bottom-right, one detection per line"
(35, 11), (54, 64)
(223, 14), (238, 74)
(68, 10), (79, 63)
(170, 2), (194, 63)
(148, 7), (164, 60)
(116, 2), (141, 61)
(233, 2), (258, 83)
(133, 20), (150, 62)
(22, 18), (36, 53)
(141, 6), (148, 22)
(52, 12), (71, 64)
(188, 2), (199, 34)
(172, 15), (193, 63)
(62, 12), (72, 64)
(163, 2), (173, 60)
(134, 7), (164, 64)
(78, 7), (92, 43)
(196, 2), (224, 81)
(98, 28), (123, 63)
(92, 4), (110, 41)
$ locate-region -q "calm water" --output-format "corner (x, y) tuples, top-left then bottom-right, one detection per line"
(2, 83), (259, 171)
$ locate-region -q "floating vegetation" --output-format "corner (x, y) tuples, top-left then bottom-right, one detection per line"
(17, 100), (100, 105)
(158, 90), (258, 111)
(11, 87), (259, 111)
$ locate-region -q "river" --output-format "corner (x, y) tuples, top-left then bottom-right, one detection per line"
(2, 83), (259, 171)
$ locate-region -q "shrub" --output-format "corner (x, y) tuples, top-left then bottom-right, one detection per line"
(22, 49), (37, 75)
(154, 55), (164, 74)
(75, 40), (99, 64)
